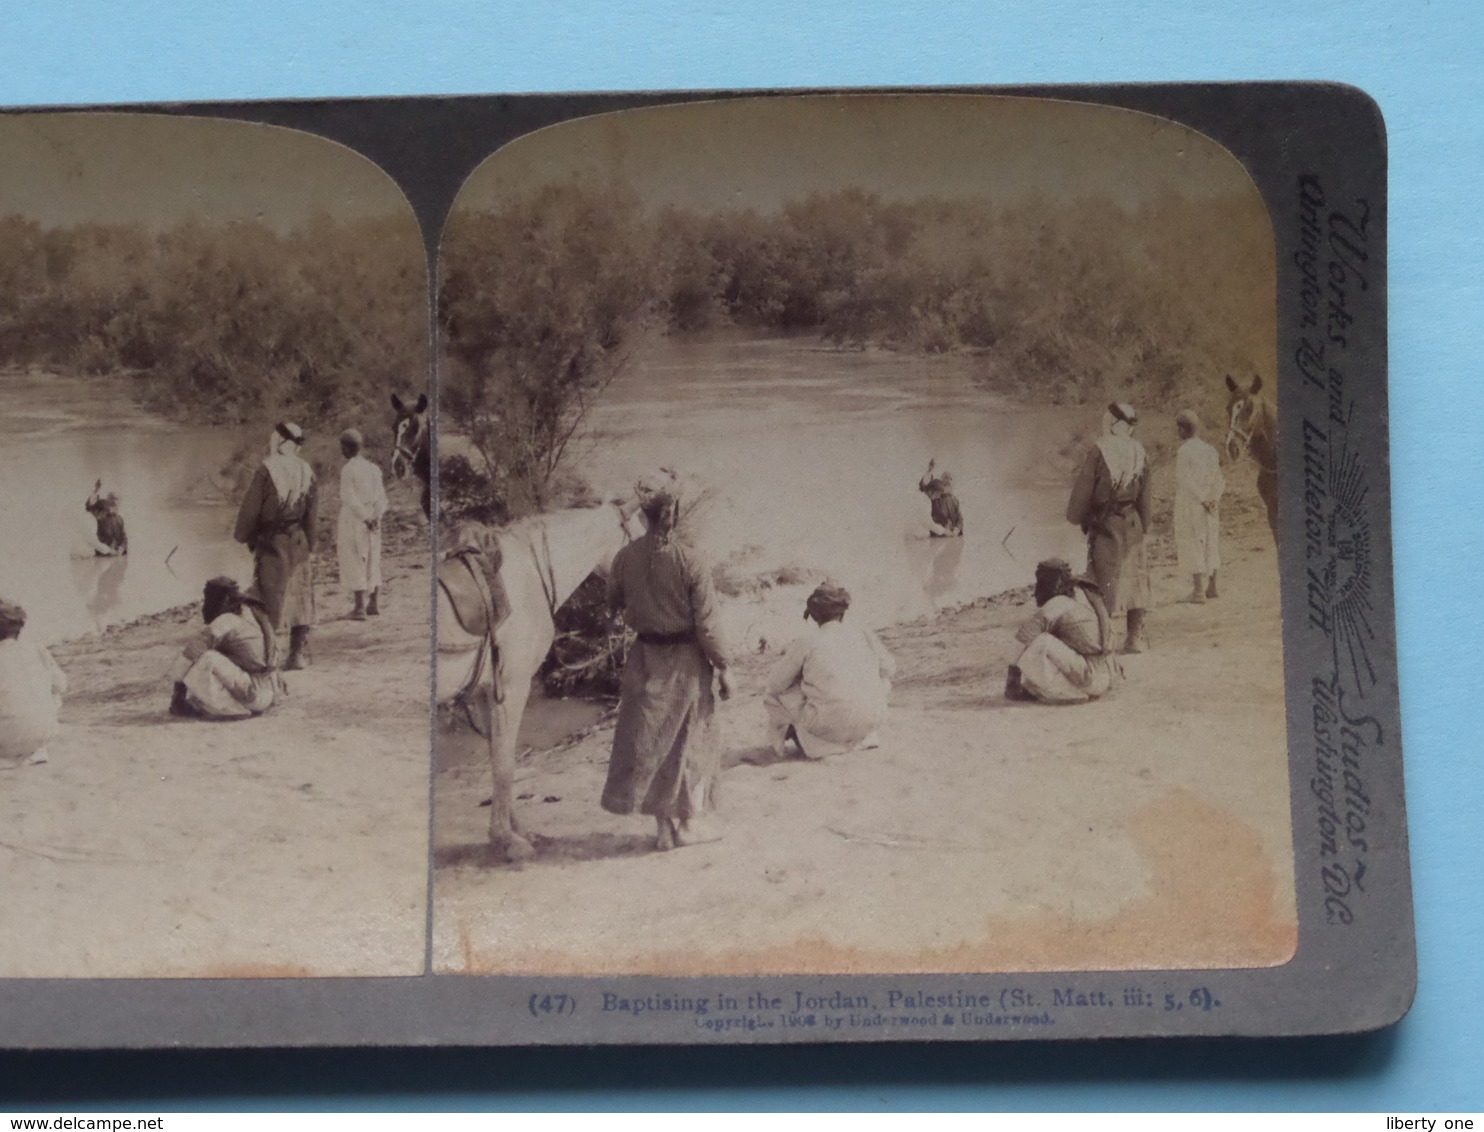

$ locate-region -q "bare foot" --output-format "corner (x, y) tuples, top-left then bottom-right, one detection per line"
(654, 817), (677, 852)
(677, 815), (725, 846)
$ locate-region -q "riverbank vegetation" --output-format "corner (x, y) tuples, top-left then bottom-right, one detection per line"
(0, 212), (426, 430)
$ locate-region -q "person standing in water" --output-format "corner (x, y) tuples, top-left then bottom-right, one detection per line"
(234, 422), (319, 670)
(336, 428), (389, 621)
(1173, 409), (1225, 603)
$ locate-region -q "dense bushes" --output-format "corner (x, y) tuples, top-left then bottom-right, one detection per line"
(0, 212), (426, 430)
(646, 189), (1273, 404)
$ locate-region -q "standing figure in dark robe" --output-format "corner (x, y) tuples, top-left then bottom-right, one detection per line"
(918, 458), (964, 537)
(234, 422), (319, 670)
(84, 480), (128, 555)
(601, 469), (733, 851)
(1066, 402), (1153, 654)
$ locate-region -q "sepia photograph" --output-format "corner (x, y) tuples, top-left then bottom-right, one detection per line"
(430, 94), (1298, 976)
(0, 113), (432, 977)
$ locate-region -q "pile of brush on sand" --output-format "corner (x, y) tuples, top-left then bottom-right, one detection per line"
(433, 442), (1298, 977)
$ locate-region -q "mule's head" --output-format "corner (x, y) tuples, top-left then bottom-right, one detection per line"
(389, 392), (428, 480)
(1224, 373), (1265, 461)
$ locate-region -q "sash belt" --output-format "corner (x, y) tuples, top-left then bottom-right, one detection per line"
(636, 629), (697, 646)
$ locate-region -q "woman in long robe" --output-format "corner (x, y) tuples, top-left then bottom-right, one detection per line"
(234, 422), (318, 669)
(1066, 402), (1153, 653)
(601, 470), (733, 851)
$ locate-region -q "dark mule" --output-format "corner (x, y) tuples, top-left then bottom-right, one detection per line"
(1224, 374), (1278, 538)
(390, 393), (430, 518)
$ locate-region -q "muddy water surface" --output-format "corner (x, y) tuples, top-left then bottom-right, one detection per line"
(584, 337), (1088, 638)
(0, 371), (247, 645)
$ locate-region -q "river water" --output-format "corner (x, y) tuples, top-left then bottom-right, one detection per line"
(581, 336), (1088, 644)
(0, 371), (248, 646)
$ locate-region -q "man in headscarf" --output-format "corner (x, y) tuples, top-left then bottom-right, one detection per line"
(919, 458), (964, 537)
(1005, 558), (1121, 704)
(602, 468), (732, 851)
(1066, 402), (1153, 653)
(764, 581), (896, 759)
(167, 577), (283, 719)
(0, 598), (67, 768)
(84, 480), (128, 555)
(234, 422), (319, 670)
(1174, 409), (1225, 603)
(336, 428), (389, 621)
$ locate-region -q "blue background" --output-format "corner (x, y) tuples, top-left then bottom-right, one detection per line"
(1, 0), (1479, 1112)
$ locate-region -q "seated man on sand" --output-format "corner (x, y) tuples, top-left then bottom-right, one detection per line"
(0, 597), (68, 769)
(765, 582), (896, 759)
(167, 576), (283, 720)
(1005, 558), (1122, 705)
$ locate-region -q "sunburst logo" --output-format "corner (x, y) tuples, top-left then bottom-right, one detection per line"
(1322, 437), (1376, 696)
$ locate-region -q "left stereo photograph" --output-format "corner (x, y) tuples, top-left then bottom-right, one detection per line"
(0, 112), (434, 977)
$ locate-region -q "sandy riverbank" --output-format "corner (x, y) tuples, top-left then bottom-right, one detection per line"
(0, 500), (432, 978)
(431, 450), (1298, 976)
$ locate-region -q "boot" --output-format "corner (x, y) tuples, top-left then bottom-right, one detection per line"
(284, 625), (312, 670)
(366, 588), (380, 616)
(1122, 609), (1149, 654)
(351, 591), (367, 621)
(1206, 571), (1219, 599)
(1188, 574), (1207, 604)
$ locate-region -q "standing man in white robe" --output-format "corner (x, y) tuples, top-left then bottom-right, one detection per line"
(336, 429), (389, 621)
(1173, 410), (1225, 603)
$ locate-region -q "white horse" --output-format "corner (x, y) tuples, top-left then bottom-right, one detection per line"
(436, 501), (644, 862)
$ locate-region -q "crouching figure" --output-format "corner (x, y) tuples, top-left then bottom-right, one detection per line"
(0, 598), (67, 768)
(1006, 558), (1121, 705)
(168, 576), (284, 719)
(765, 582), (896, 759)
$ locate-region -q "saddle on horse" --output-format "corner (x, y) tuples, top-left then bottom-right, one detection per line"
(439, 542), (513, 722)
